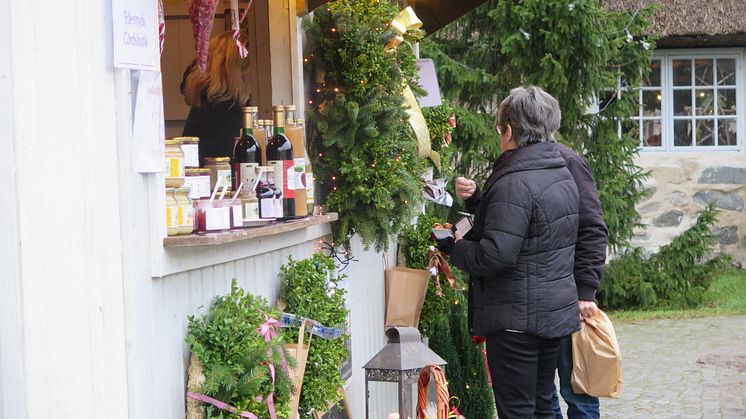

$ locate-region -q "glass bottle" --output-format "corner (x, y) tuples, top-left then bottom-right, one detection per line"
(233, 106), (261, 192)
(298, 119), (315, 215)
(265, 105), (295, 217)
(284, 107), (308, 216)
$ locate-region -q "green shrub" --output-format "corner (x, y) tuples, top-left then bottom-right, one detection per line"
(186, 280), (294, 419)
(279, 254), (349, 417)
(598, 205), (732, 310)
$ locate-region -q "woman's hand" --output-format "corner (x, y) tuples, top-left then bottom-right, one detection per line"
(455, 177), (476, 200)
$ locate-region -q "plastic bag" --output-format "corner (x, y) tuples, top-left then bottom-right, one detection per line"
(571, 309), (622, 398)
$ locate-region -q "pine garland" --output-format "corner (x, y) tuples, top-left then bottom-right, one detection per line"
(304, 0), (425, 251)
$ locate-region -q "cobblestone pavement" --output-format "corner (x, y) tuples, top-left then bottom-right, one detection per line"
(590, 315), (746, 418)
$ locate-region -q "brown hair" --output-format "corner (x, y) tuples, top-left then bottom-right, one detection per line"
(182, 31), (250, 108)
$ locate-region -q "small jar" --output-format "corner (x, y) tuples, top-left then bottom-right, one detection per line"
(175, 188), (194, 234)
(177, 136), (200, 168)
(165, 188), (179, 236)
(184, 168), (211, 200)
(241, 192), (259, 221)
(165, 139), (185, 188)
(204, 157), (232, 192)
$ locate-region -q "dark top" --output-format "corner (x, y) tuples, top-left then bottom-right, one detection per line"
(464, 143), (608, 301)
(182, 97), (242, 166)
(451, 142), (581, 339)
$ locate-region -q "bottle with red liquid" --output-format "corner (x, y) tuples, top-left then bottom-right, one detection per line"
(265, 105), (294, 218)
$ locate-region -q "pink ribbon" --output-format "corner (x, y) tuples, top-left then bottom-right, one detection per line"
(256, 310), (290, 376)
(262, 362), (278, 419)
(230, 0), (249, 58)
(186, 391), (258, 419)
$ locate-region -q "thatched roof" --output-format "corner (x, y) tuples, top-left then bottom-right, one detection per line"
(607, 0), (746, 47)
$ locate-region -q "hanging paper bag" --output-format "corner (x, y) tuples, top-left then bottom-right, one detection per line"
(284, 319), (313, 418)
(571, 309), (622, 398)
(385, 266), (430, 328)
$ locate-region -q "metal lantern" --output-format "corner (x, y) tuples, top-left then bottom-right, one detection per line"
(363, 326), (447, 419)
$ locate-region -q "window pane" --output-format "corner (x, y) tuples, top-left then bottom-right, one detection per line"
(695, 89), (714, 115)
(718, 88), (737, 115)
(695, 119), (714, 146)
(695, 59), (713, 85)
(717, 59), (736, 85)
(718, 119), (737, 146)
(673, 59), (692, 86)
(642, 120), (662, 147)
(674, 119), (692, 146)
(642, 90), (662, 116)
(644, 60), (661, 86)
(674, 89), (692, 116)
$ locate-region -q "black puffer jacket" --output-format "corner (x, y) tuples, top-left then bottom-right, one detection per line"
(450, 142), (581, 339)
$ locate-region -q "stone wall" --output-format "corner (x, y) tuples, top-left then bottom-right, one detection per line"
(631, 152), (746, 267)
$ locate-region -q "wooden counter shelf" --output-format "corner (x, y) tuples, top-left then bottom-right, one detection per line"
(163, 213), (338, 247)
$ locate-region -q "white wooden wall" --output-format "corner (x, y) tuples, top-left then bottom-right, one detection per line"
(0, 0), (130, 417)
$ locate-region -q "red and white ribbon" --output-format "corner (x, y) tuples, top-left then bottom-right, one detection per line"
(157, 0), (165, 54)
(230, 0), (249, 58)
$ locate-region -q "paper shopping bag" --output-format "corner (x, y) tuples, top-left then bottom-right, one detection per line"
(571, 309), (622, 398)
(284, 320), (313, 418)
(385, 266), (430, 328)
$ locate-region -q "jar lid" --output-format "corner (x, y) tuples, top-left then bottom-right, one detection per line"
(185, 168), (202, 175)
(204, 157), (231, 163)
(245, 106), (258, 112)
(199, 168), (211, 175)
(296, 118), (304, 124)
(175, 187), (191, 193)
(284, 104), (296, 111)
(165, 139), (183, 145)
(272, 104), (285, 111)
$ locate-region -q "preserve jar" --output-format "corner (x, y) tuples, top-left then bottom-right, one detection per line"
(165, 139), (185, 188)
(241, 192), (259, 221)
(178, 136), (200, 168)
(165, 188), (179, 236)
(204, 157), (232, 192)
(175, 188), (194, 234)
(184, 168), (211, 200)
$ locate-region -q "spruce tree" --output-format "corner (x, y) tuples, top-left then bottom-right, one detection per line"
(422, 0), (656, 250)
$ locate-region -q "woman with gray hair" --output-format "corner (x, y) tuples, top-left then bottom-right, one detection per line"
(436, 86), (581, 418)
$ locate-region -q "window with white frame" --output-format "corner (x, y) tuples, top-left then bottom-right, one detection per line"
(634, 51), (744, 151)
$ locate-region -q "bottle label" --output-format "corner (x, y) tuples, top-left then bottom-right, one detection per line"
(268, 160), (295, 199)
(177, 206), (184, 226)
(204, 207), (225, 230)
(182, 144), (199, 167)
(306, 171), (315, 204)
(260, 197), (274, 218)
(166, 206), (177, 227)
(288, 158), (306, 191)
(184, 175), (211, 199)
(237, 163), (259, 191)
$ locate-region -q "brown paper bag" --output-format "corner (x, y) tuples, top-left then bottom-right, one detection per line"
(571, 310), (622, 398)
(385, 266), (430, 328)
(284, 320), (313, 419)
(185, 353), (205, 419)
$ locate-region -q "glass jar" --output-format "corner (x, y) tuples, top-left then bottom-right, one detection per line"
(174, 188), (194, 235)
(241, 192), (259, 221)
(177, 136), (200, 168)
(165, 188), (179, 236)
(184, 168), (211, 200)
(204, 157), (232, 192)
(165, 139), (185, 188)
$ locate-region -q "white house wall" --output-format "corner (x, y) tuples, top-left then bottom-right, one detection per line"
(0, 0), (130, 417)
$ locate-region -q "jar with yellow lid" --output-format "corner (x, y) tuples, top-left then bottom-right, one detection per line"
(165, 188), (179, 236)
(165, 139), (185, 188)
(184, 168), (211, 200)
(173, 136), (200, 168)
(204, 157), (232, 192)
(174, 188), (194, 234)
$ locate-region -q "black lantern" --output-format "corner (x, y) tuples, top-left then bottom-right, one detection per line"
(363, 326), (447, 419)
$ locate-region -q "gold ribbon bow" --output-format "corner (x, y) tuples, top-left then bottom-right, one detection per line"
(386, 7), (431, 159)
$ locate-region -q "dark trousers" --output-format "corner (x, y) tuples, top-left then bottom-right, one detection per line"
(486, 331), (562, 419)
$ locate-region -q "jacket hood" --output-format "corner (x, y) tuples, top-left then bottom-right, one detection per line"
(483, 142), (567, 193)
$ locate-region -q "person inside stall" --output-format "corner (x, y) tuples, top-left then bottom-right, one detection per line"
(181, 31), (250, 165)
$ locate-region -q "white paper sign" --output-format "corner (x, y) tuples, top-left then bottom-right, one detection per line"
(132, 70), (166, 173)
(112, 0), (160, 71)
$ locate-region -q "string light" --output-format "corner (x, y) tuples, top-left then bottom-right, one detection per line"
(331, 27), (337, 32)
(319, 240), (358, 272)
